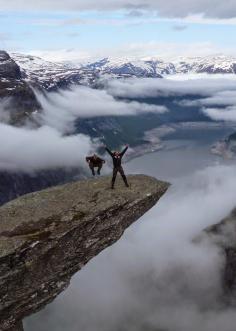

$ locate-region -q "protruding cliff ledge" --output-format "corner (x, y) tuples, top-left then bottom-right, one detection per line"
(0, 175), (169, 330)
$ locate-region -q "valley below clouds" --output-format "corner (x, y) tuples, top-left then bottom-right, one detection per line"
(2, 74), (236, 173)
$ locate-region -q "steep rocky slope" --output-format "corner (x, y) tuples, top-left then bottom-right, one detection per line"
(0, 174), (169, 331)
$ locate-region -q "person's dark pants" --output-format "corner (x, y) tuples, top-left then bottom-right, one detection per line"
(89, 163), (103, 176)
(111, 166), (129, 188)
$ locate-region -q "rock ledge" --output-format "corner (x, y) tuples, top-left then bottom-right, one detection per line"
(0, 175), (169, 330)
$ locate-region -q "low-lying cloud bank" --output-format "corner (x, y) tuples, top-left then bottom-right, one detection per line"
(203, 106), (236, 122)
(105, 75), (236, 99)
(104, 76), (236, 123)
(25, 163), (236, 331)
(0, 124), (94, 172)
(36, 85), (167, 133)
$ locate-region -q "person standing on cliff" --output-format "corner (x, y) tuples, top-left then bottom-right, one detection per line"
(86, 154), (105, 176)
(105, 144), (129, 189)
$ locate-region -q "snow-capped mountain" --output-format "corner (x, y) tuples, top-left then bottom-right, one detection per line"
(10, 52), (236, 91)
(11, 54), (168, 84)
(173, 55), (236, 74)
(83, 55), (236, 76)
(84, 57), (176, 77)
(11, 53), (97, 90)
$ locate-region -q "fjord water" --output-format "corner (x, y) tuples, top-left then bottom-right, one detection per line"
(127, 124), (235, 183)
(25, 124), (236, 331)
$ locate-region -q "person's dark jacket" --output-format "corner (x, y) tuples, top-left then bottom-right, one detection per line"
(86, 156), (105, 167)
(105, 146), (128, 168)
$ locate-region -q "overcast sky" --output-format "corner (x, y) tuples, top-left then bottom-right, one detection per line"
(1, 0), (236, 61)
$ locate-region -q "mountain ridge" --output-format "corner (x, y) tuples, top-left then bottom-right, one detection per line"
(10, 52), (236, 87)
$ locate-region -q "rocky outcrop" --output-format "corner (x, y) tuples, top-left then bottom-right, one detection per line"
(0, 174), (169, 330)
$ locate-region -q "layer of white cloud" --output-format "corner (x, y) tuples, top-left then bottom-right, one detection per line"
(165, 78), (236, 123)
(105, 76), (236, 99)
(203, 106), (236, 122)
(36, 85), (167, 133)
(1, 0), (236, 19)
(103, 75), (236, 124)
(23, 14), (236, 28)
(0, 124), (94, 172)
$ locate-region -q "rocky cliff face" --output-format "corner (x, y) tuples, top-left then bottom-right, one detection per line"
(0, 174), (169, 331)
(0, 51), (21, 80)
(0, 50), (41, 125)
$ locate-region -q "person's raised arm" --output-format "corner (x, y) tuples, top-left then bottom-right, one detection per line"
(105, 146), (113, 157)
(120, 144), (129, 157)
